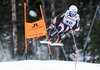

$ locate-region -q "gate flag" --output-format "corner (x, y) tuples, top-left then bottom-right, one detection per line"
(24, 3), (47, 39)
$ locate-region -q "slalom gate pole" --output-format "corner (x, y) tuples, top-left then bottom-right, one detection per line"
(47, 44), (52, 60)
(71, 33), (78, 68)
(47, 28), (52, 60)
(25, 28), (27, 59)
(40, 4), (52, 59)
(24, 3), (28, 60)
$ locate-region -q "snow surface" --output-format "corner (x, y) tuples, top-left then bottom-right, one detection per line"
(0, 60), (100, 70)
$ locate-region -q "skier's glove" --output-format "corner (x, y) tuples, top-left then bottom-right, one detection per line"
(70, 30), (75, 35)
(74, 27), (80, 32)
(70, 27), (80, 35)
(49, 24), (55, 29)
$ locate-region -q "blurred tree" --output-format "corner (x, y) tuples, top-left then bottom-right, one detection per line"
(11, 0), (18, 58)
(0, 0), (13, 61)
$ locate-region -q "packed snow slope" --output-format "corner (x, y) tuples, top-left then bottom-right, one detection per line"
(0, 60), (99, 70)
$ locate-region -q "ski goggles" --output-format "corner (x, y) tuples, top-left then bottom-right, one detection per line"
(69, 11), (77, 15)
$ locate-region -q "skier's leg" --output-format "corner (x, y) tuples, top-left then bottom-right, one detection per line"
(46, 30), (57, 41)
(61, 26), (71, 39)
(46, 23), (65, 41)
(55, 23), (67, 43)
(56, 25), (71, 43)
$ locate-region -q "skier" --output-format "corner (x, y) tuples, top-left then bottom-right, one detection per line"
(46, 5), (80, 43)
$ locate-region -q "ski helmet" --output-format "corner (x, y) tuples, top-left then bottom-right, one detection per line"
(69, 5), (78, 12)
(69, 5), (78, 16)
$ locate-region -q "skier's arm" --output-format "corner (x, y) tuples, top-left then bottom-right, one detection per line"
(71, 15), (80, 35)
(72, 14), (80, 32)
(52, 12), (65, 24)
(49, 12), (65, 29)
(74, 20), (80, 32)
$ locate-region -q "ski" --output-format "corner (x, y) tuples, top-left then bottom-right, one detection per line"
(40, 40), (64, 46)
(50, 43), (64, 46)
(39, 40), (52, 45)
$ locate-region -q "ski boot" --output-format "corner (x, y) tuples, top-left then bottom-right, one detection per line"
(55, 38), (61, 43)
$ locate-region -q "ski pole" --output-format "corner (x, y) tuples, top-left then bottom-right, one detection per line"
(71, 32), (78, 68)
(46, 27), (50, 31)
(61, 46), (68, 61)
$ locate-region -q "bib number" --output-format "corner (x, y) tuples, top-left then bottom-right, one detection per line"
(63, 16), (76, 27)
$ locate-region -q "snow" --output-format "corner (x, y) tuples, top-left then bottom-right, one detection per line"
(0, 60), (99, 70)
